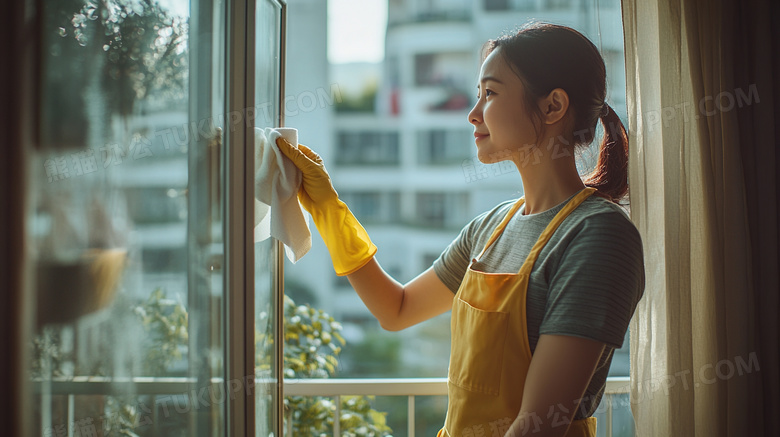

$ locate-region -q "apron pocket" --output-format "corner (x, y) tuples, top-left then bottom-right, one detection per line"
(449, 297), (508, 396)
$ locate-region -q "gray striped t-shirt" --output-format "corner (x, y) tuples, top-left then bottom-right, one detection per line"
(433, 189), (645, 419)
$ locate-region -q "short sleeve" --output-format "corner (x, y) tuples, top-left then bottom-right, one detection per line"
(539, 211), (645, 349)
(433, 218), (481, 294)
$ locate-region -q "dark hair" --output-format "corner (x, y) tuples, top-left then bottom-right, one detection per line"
(482, 22), (629, 203)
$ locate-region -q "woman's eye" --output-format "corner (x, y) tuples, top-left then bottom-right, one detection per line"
(476, 89), (494, 99)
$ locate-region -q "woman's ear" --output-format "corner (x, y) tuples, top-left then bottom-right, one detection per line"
(538, 88), (570, 125)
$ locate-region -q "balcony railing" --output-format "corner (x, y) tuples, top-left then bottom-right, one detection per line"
(34, 376), (631, 437)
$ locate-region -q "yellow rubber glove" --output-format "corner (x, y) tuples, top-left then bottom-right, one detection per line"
(276, 137), (377, 276)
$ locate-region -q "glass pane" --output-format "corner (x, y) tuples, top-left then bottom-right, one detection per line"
(254, 1), (283, 437)
(592, 393), (636, 437)
(29, 0), (227, 436)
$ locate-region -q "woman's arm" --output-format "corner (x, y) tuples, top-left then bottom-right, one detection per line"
(347, 258), (455, 331)
(506, 334), (605, 437)
(275, 137), (455, 330)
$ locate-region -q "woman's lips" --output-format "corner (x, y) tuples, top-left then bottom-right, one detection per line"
(474, 132), (489, 141)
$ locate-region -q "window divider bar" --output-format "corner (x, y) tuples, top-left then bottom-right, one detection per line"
(334, 394), (341, 437)
(225, 0), (256, 435)
(408, 395), (415, 437)
(276, 2), (289, 436)
(152, 394), (159, 435)
(606, 394), (613, 437)
(67, 394), (74, 437)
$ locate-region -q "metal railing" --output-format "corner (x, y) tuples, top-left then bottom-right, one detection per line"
(284, 377), (631, 437)
(34, 376), (631, 437)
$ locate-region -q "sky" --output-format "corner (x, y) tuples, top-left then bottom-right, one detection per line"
(328, 0), (388, 64)
(158, 0), (387, 64)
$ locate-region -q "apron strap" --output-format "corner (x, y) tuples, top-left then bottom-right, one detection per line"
(517, 187), (597, 275)
(473, 196), (526, 261)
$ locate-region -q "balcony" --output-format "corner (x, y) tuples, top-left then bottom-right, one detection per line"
(35, 376), (633, 437)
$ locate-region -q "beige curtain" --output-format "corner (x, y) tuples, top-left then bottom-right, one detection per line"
(622, 0), (778, 435)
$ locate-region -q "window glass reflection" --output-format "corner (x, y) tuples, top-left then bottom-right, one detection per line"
(30, 1), (227, 436)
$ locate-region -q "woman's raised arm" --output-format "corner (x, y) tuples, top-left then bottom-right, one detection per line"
(276, 137), (453, 330)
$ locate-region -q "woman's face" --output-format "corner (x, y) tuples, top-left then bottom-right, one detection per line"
(468, 48), (540, 164)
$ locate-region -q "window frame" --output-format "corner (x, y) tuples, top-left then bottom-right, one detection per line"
(225, 0), (287, 435)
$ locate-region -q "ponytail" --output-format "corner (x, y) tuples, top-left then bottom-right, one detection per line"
(583, 103), (629, 203)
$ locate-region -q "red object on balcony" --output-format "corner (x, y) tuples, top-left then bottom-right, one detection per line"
(390, 88), (400, 116)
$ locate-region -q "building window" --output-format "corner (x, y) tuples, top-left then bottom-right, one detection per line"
(416, 192), (469, 229)
(340, 191), (401, 224)
(413, 52), (472, 88)
(414, 52), (473, 111)
(484, 0), (537, 11)
(335, 131), (400, 166)
(484, 0), (509, 10)
(417, 129), (473, 165)
(545, 0), (572, 9)
(415, 54), (435, 85)
(387, 55), (400, 87)
(421, 253), (441, 271)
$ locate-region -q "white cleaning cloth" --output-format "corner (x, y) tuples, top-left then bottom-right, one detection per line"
(253, 127), (311, 262)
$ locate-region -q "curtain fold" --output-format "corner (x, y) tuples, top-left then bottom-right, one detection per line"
(729, 1), (780, 433)
(622, 0), (778, 435)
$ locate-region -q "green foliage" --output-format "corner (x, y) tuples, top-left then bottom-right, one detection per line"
(132, 287), (188, 375)
(289, 395), (391, 437)
(104, 396), (146, 437)
(335, 80), (378, 113)
(30, 328), (65, 379)
(257, 295), (393, 436)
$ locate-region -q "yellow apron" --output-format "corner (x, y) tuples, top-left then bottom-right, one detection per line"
(438, 187), (598, 437)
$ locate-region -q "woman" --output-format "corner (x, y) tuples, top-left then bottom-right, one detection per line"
(278, 22), (645, 437)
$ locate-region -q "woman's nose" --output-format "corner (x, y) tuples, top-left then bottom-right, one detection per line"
(468, 102), (482, 125)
